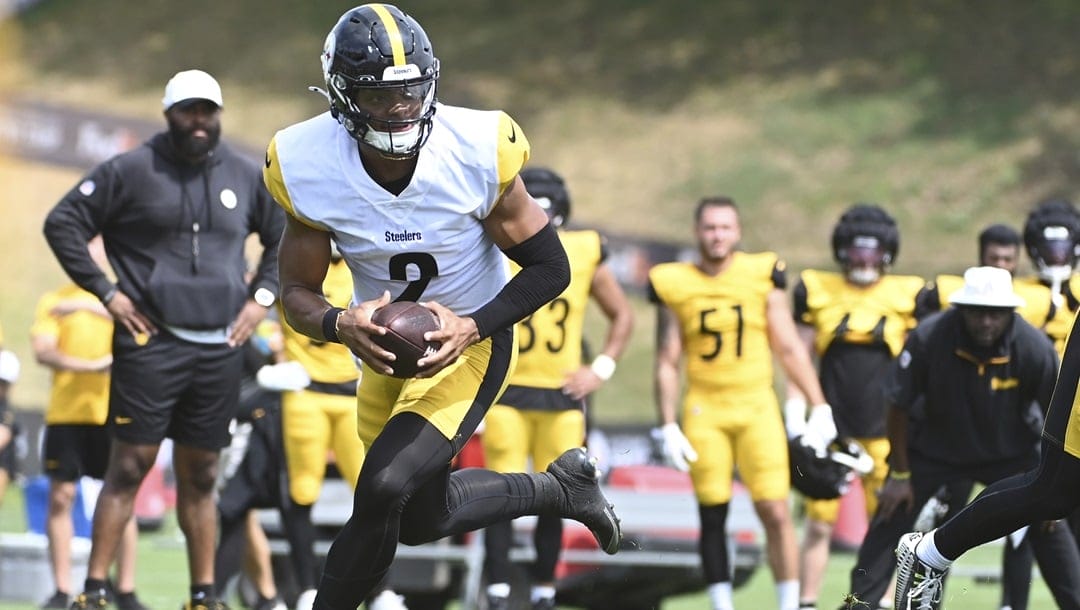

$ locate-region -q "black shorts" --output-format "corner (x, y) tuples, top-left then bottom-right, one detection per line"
(43, 424), (111, 481)
(109, 329), (242, 450)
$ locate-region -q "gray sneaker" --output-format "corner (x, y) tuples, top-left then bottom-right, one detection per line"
(894, 531), (946, 610)
(485, 594), (510, 610)
(531, 597), (556, 610)
(546, 448), (622, 555)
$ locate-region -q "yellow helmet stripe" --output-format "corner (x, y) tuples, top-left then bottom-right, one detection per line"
(369, 4), (406, 66)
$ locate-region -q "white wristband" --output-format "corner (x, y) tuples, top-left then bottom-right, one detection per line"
(590, 354), (617, 381)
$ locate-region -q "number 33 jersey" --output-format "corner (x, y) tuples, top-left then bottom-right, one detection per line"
(648, 251), (785, 394)
(263, 103), (530, 313)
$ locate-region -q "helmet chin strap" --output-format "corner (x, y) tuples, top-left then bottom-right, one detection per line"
(1040, 264), (1072, 306)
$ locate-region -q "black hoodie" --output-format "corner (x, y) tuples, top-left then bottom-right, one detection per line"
(44, 132), (284, 330)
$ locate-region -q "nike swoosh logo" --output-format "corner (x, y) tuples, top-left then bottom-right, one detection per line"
(508, 124), (517, 143)
(114, 416), (132, 425)
(265, 152), (272, 168)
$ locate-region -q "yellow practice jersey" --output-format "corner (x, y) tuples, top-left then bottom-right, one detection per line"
(279, 259), (359, 385)
(511, 229), (604, 389)
(796, 270), (924, 356)
(31, 284), (112, 425)
(649, 252), (783, 394)
(1012, 275), (1080, 355)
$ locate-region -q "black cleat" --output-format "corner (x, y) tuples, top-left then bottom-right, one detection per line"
(41, 591), (69, 609)
(546, 447), (622, 555)
(68, 590), (108, 610)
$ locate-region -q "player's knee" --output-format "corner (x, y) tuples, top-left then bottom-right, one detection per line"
(107, 455), (153, 492)
(356, 467), (409, 511)
(289, 478), (321, 506)
(754, 498), (792, 530)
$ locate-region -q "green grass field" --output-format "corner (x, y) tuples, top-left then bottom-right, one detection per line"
(0, 483), (1061, 610)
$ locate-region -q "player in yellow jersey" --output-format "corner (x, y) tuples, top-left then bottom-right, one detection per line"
(480, 168), (634, 610)
(650, 196), (833, 610)
(269, 7), (619, 608)
(1013, 199), (1080, 354)
(31, 237), (146, 610)
(914, 223), (1026, 319)
(0, 321), (20, 507)
(787, 205), (924, 610)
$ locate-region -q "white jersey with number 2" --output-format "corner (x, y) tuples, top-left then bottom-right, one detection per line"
(264, 103), (531, 314)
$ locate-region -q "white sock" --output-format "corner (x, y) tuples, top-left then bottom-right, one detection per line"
(486, 582), (510, 598)
(707, 581), (734, 610)
(915, 530), (953, 571)
(530, 585), (556, 603)
(776, 579), (800, 610)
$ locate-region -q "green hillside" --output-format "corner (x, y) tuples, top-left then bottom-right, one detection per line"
(7, 1), (1080, 258)
(3, 1), (1080, 411)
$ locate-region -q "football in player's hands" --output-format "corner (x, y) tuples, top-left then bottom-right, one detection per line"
(370, 301), (442, 378)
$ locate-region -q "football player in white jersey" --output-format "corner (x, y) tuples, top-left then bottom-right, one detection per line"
(264, 5), (622, 609)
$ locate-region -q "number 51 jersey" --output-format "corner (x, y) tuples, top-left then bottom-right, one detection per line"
(648, 251), (785, 395)
(263, 104), (530, 314)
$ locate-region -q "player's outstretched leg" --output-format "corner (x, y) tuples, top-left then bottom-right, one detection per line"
(894, 532), (946, 610)
(545, 448), (622, 555)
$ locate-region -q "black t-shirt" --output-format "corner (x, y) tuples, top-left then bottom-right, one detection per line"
(819, 341), (893, 438)
(888, 309), (1058, 467)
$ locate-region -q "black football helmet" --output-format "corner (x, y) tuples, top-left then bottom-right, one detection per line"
(831, 204), (900, 285)
(319, 4), (440, 159)
(520, 167), (571, 227)
(788, 437), (873, 500)
(1023, 199), (1080, 283)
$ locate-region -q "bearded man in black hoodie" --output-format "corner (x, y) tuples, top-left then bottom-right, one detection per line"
(44, 69), (284, 610)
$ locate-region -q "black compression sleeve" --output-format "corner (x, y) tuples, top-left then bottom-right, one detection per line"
(470, 223), (570, 340)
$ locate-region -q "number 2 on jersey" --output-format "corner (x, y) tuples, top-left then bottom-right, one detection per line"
(389, 252), (439, 302)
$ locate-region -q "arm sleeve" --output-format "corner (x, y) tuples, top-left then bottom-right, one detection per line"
(469, 223), (569, 340)
(247, 175), (286, 299)
(42, 163), (119, 301)
(792, 279), (810, 323)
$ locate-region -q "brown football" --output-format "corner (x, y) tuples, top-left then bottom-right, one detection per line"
(370, 301), (442, 378)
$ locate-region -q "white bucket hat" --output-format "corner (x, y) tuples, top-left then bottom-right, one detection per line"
(948, 266), (1026, 309)
(162, 69), (223, 110)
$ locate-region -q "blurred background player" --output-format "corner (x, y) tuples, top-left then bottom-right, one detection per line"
(214, 316), (290, 610)
(650, 196), (834, 610)
(480, 167), (634, 610)
(31, 236), (146, 610)
(786, 204), (924, 610)
(1014, 199), (1080, 354)
(913, 223), (1026, 320)
(0, 322), (20, 506)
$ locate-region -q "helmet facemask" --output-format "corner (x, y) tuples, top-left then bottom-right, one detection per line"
(1032, 225), (1079, 299)
(327, 67), (438, 159)
(840, 235), (891, 286)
